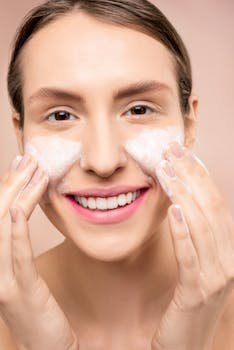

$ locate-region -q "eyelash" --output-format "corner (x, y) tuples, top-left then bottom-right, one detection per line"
(46, 110), (77, 122)
(125, 105), (157, 118)
(46, 104), (157, 122)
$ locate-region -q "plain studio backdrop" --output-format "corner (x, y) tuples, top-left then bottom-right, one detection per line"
(0, 0), (233, 257)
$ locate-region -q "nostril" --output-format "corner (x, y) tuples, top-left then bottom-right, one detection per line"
(84, 164), (123, 179)
(79, 144), (127, 177)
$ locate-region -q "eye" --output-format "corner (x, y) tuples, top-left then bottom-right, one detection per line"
(46, 111), (77, 121)
(125, 104), (156, 118)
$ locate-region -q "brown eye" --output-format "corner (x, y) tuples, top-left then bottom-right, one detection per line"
(125, 105), (155, 117)
(47, 111), (77, 121)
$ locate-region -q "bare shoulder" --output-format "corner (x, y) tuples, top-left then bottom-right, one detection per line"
(0, 316), (18, 350)
(212, 289), (234, 349)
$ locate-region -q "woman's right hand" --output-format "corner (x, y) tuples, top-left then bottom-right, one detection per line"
(0, 154), (78, 350)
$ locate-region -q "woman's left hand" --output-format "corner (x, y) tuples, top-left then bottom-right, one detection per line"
(151, 141), (234, 350)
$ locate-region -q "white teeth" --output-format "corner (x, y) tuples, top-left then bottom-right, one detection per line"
(87, 198), (96, 210)
(80, 197), (88, 208)
(74, 190), (142, 210)
(126, 192), (133, 204)
(77, 197), (82, 205)
(107, 197), (118, 209)
(96, 197), (107, 210)
(118, 194), (127, 206)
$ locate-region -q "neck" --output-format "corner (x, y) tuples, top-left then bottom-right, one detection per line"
(57, 217), (178, 331)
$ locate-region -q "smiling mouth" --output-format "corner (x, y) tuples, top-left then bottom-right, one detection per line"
(66, 188), (148, 211)
(64, 186), (151, 224)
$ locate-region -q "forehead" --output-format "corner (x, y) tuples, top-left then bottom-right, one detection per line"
(21, 12), (177, 98)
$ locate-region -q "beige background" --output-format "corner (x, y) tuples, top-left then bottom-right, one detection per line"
(0, 0), (233, 257)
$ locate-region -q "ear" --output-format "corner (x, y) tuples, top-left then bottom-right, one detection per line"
(183, 94), (199, 149)
(12, 112), (24, 155)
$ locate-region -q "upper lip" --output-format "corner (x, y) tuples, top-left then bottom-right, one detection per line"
(64, 185), (150, 198)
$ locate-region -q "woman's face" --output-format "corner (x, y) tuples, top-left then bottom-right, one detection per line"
(16, 12), (196, 261)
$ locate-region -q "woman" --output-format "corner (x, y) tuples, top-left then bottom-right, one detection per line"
(1, 0), (233, 349)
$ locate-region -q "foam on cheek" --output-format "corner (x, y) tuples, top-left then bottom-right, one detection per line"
(24, 136), (82, 181)
(125, 126), (184, 174)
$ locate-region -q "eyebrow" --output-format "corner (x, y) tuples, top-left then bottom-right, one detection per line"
(28, 79), (172, 105)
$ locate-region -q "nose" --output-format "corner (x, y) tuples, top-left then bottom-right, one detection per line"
(80, 121), (127, 178)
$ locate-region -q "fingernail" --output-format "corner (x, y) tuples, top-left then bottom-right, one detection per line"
(30, 168), (44, 185)
(11, 155), (23, 171)
(18, 154), (32, 170)
(155, 167), (173, 197)
(171, 204), (190, 233)
(172, 204), (183, 222)
(162, 161), (176, 178)
(170, 142), (185, 158)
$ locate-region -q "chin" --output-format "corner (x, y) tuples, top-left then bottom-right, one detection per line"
(68, 226), (158, 262)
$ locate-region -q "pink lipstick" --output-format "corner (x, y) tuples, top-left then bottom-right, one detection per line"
(64, 188), (150, 224)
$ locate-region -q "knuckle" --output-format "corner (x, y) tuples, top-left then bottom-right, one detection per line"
(192, 295), (206, 309)
(185, 289), (205, 311)
(0, 278), (18, 306)
(188, 274), (203, 292)
(175, 285), (205, 311)
(182, 255), (198, 270)
(14, 251), (33, 266)
(203, 278), (226, 302)
(12, 231), (26, 241)
(187, 284), (208, 308)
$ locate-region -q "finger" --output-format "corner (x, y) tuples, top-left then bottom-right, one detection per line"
(168, 204), (199, 287)
(156, 161), (222, 281)
(0, 154), (38, 217)
(10, 155), (24, 172)
(164, 143), (219, 204)
(10, 205), (38, 290)
(12, 167), (49, 219)
(164, 142), (234, 269)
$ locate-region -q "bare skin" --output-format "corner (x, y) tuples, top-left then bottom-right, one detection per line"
(0, 11), (233, 350)
(33, 239), (234, 349)
(34, 221), (178, 348)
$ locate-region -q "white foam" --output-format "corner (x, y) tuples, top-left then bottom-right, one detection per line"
(125, 126), (184, 174)
(24, 136), (82, 181)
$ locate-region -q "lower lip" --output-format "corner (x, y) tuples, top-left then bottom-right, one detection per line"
(64, 189), (150, 224)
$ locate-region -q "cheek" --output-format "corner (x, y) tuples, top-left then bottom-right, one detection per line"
(124, 125), (184, 175)
(24, 136), (82, 181)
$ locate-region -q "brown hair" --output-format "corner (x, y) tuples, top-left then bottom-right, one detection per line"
(7, 0), (192, 128)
